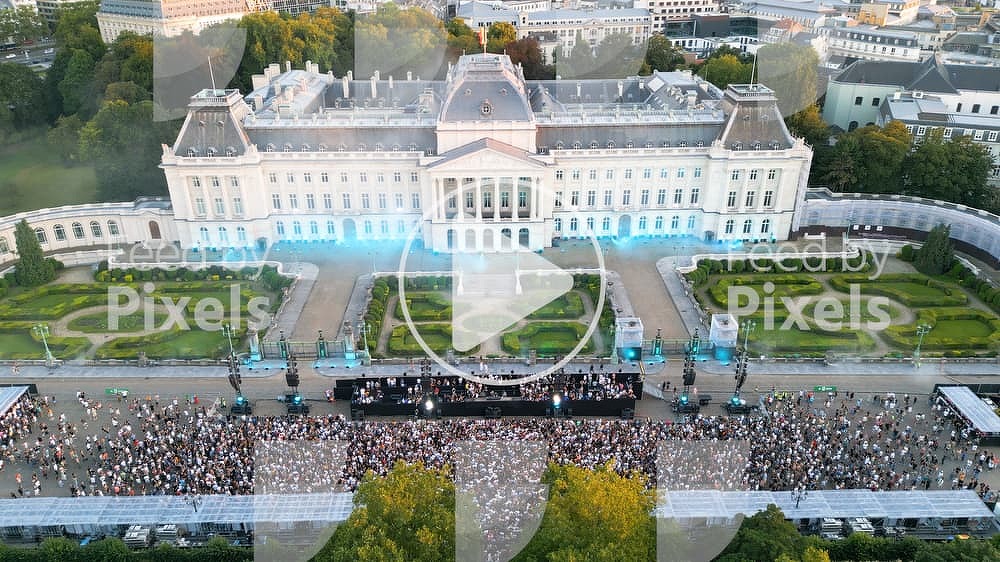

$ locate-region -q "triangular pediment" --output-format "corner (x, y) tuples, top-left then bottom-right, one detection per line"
(427, 138), (546, 172)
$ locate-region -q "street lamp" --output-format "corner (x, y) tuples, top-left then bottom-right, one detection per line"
(222, 323), (236, 358)
(358, 322), (371, 357)
(914, 324), (932, 367)
(791, 487), (808, 509)
(740, 320), (756, 353)
(32, 324), (53, 366)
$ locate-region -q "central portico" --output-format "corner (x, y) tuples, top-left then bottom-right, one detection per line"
(424, 138), (551, 251)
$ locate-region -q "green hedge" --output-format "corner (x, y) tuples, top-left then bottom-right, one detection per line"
(502, 322), (593, 356)
(829, 273), (967, 307)
(708, 275), (823, 308)
(574, 274), (614, 333)
(527, 292), (585, 319)
(883, 308), (1000, 352)
(686, 251), (874, 286)
(386, 323), (478, 356)
(393, 292), (452, 322)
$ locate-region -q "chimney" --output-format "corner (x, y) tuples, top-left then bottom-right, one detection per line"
(576, 82), (581, 98)
(342, 76), (349, 98)
(374, 70), (380, 80)
(306, 59), (312, 72)
(388, 75), (394, 89)
(371, 76), (377, 99)
(285, 60), (291, 72)
(253, 94), (264, 111)
(617, 80), (623, 99)
(407, 71), (413, 81)
(347, 70), (353, 80)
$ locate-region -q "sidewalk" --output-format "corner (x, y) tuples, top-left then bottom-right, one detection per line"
(697, 358), (1000, 377)
(266, 262), (318, 341)
(4, 364), (276, 379)
(655, 257), (707, 337)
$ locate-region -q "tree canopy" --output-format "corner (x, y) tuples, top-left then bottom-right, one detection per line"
(903, 128), (993, 207)
(697, 54), (751, 89)
(0, 62), (47, 139)
(914, 224), (954, 276)
(643, 35), (685, 74)
(13, 219), (55, 286)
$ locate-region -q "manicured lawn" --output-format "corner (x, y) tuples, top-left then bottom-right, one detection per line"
(707, 275), (823, 308)
(527, 292), (585, 319)
(387, 323), (477, 356)
(502, 322), (594, 356)
(0, 131), (99, 216)
(882, 308), (1000, 353)
(933, 319), (994, 339)
(750, 327), (876, 356)
(0, 331), (90, 360)
(829, 274), (967, 307)
(94, 329), (232, 360)
(394, 292), (452, 322)
(67, 311), (168, 333)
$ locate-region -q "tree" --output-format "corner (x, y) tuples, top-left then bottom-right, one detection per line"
(820, 122), (910, 193)
(697, 54), (751, 89)
(716, 504), (804, 562)
(644, 34), (685, 73)
(0, 62), (47, 137)
(319, 461), (454, 562)
(801, 545), (831, 562)
(485, 21), (516, 54)
(914, 224), (954, 276)
(513, 463), (656, 561)
(13, 219), (55, 287)
(556, 30), (594, 79)
(592, 32), (644, 78)
(353, 5), (447, 80)
(58, 49), (97, 117)
(0, 6), (48, 44)
(903, 128), (993, 209)
(504, 36), (553, 79)
(47, 114), (84, 163)
(78, 99), (178, 200)
(756, 43), (819, 117)
(445, 17), (479, 61)
(785, 105), (829, 148)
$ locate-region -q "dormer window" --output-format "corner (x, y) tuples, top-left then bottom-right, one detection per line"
(283, 143), (292, 152)
(225, 146), (236, 157)
(572, 141), (582, 149)
(408, 143), (418, 151)
(733, 142), (743, 150)
(265, 143), (275, 152)
(606, 140), (615, 149)
(318, 144), (328, 151)
(301, 144), (310, 152)
(480, 100), (493, 116)
(555, 141), (565, 149)
(391, 144), (400, 152)
(374, 143), (383, 152)
(206, 147), (216, 157)
(752, 142), (762, 150)
(644, 141), (653, 148)
(695, 140), (705, 147)
(589, 141), (598, 149)
(625, 141), (634, 149)
(678, 141), (687, 148)
(186, 148), (198, 157)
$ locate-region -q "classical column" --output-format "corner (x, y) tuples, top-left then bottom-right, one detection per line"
(434, 178), (444, 220)
(475, 177), (482, 221)
(455, 178), (465, 223)
(533, 177), (541, 220)
(512, 179), (519, 223)
(493, 179), (501, 222)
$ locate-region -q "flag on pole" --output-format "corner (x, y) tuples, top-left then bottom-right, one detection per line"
(478, 27), (486, 51)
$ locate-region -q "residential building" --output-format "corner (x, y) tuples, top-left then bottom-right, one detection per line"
(632, 0), (719, 33)
(517, 8), (651, 58)
(817, 22), (921, 63)
(823, 56), (1000, 131)
(159, 53), (813, 252)
(96, 0), (249, 43)
(34, 0), (93, 23)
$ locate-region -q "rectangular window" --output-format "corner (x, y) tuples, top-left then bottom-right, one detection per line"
(957, 103), (963, 112)
(342, 193), (351, 209)
(693, 167), (702, 178)
(361, 193), (370, 209)
(465, 192), (474, 209)
(393, 171), (402, 183)
(657, 189), (667, 206)
(210, 176), (220, 188)
(195, 197), (207, 215)
(288, 194), (298, 209)
(571, 169), (580, 180)
(731, 170), (741, 181)
(745, 191), (755, 207)
(412, 193), (420, 209)
(726, 191), (737, 208)
(749, 169), (758, 181)
(871, 97), (880, 107)
(854, 96), (863, 105)
(286, 173), (295, 184)
(640, 189), (650, 206)
(622, 189), (631, 206)
(974, 130), (985, 141)
(589, 169), (598, 180)
(973, 104), (981, 114)
(555, 169), (564, 180)
(410, 172), (419, 183)
(989, 131), (998, 142)
(359, 172), (368, 183)
(554, 191), (563, 207)
(603, 190), (612, 206)
(191, 177), (202, 188)
(587, 190), (596, 206)
(268, 173), (277, 184)
(916, 126), (926, 136)
(571, 191), (580, 206)
(677, 168), (685, 178)
(643, 168), (652, 179)
(395, 193), (404, 209)
(500, 192), (509, 208)
(229, 177), (239, 188)
(323, 193), (333, 209)
(306, 194), (315, 209)
(341, 172), (349, 183)
(377, 193), (387, 209)
(689, 188), (699, 205)
(767, 169), (777, 181)
(624, 168), (633, 180)
(944, 128), (953, 139)
(673, 188), (683, 205)
(271, 194), (281, 210)
(233, 197), (243, 215)
(321, 172), (329, 183)
(659, 168), (668, 179)
(992, 106), (999, 115)
(763, 190), (774, 207)
(518, 191), (527, 207)
(214, 197), (225, 215)
(376, 173), (385, 184)
(303, 172), (312, 184)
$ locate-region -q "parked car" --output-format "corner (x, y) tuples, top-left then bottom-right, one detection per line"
(4, 53), (15, 59)
(43, 48), (54, 54)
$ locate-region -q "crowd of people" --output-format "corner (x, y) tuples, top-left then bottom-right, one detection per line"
(0, 387), (996, 505)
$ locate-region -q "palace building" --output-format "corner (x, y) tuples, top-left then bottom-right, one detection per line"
(160, 53), (813, 253)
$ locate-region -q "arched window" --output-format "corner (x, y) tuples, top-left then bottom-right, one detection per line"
(569, 217), (579, 232)
(34, 228), (46, 244)
(309, 220), (318, 235)
(218, 226), (228, 242)
(236, 226), (246, 242)
(654, 216), (664, 230)
(670, 215), (680, 229)
(53, 224), (66, 241)
(724, 219), (734, 234)
(761, 219), (771, 233)
(292, 221), (302, 236)
(742, 219), (753, 234)
(199, 226), (210, 243)
(107, 221), (120, 236)
(90, 221), (102, 238)
(638, 216), (648, 230)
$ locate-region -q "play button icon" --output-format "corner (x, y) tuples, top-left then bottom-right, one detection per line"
(451, 238), (573, 352)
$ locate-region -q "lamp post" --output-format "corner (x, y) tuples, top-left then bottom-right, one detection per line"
(32, 324), (53, 366)
(359, 322), (371, 358)
(222, 323), (236, 358)
(791, 487), (808, 509)
(914, 324), (931, 367)
(740, 320), (756, 354)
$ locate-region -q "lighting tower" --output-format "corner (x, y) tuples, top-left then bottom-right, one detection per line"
(677, 330), (700, 413)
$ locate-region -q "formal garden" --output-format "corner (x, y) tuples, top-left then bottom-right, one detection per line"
(685, 234), (1000, 358)
(365, 274), (614, 358)
(0, 261), (288, 361)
